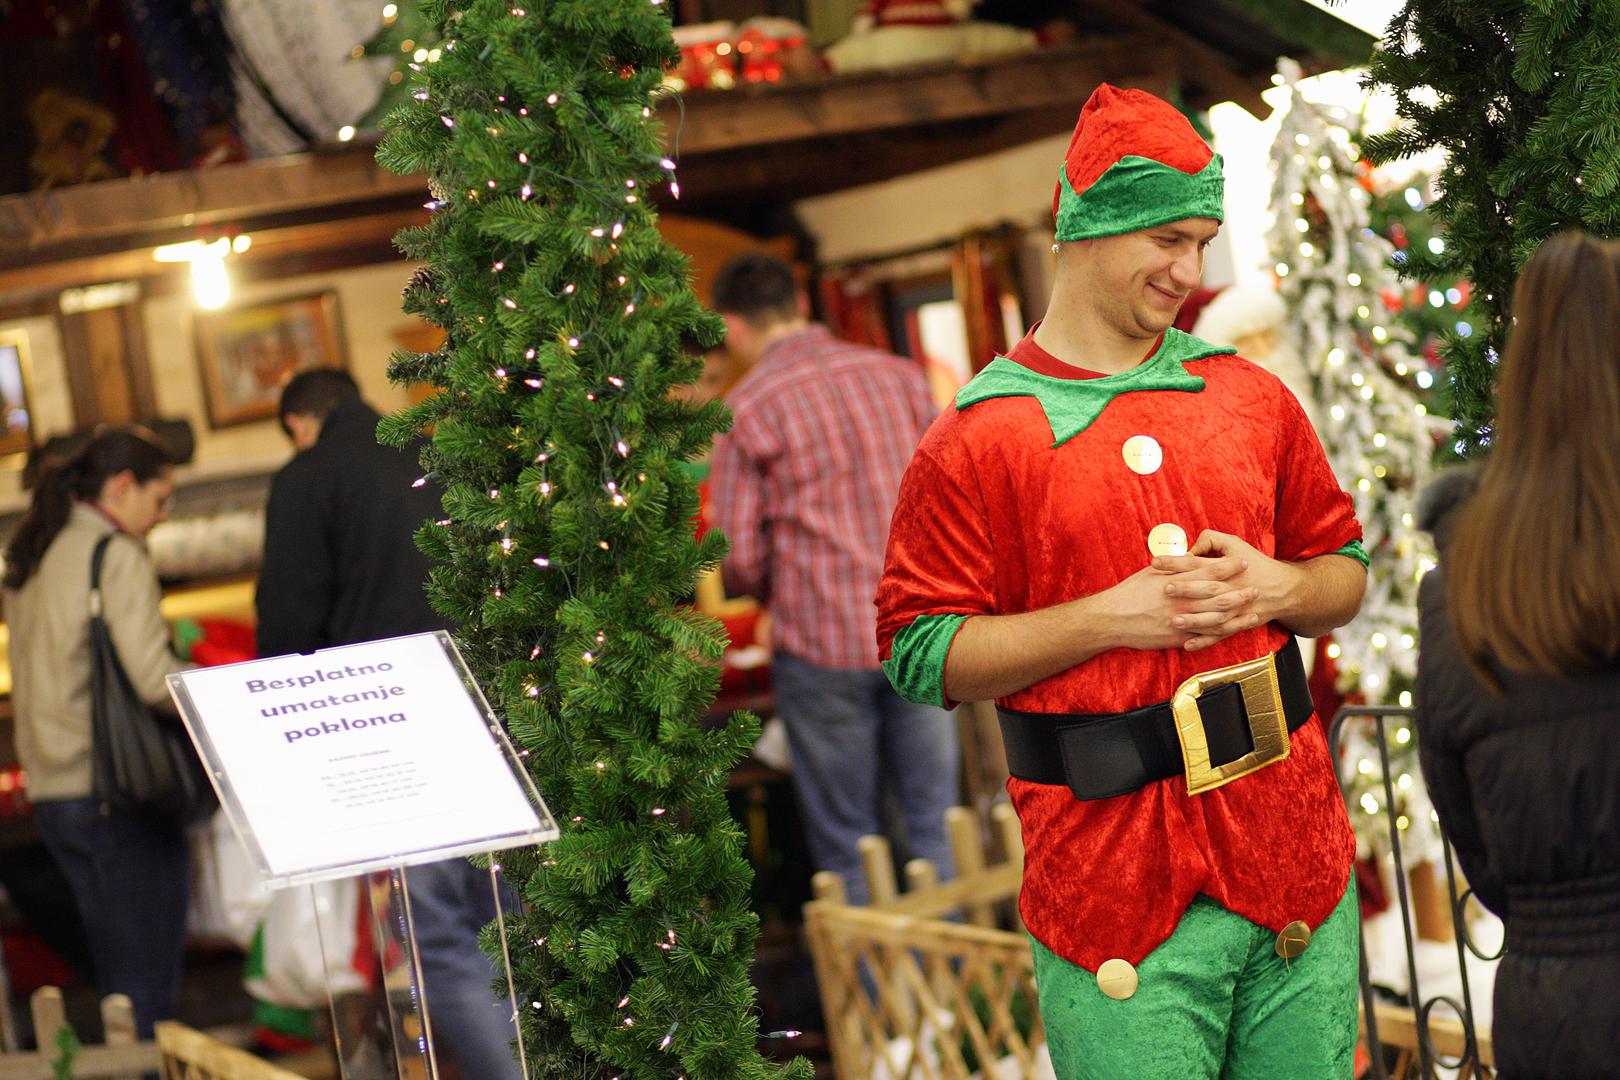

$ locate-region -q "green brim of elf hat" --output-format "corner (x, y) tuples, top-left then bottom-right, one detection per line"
(1052, 84), (1225, 242)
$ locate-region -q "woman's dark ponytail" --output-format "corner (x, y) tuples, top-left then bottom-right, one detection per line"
(2, 427), (172, 590)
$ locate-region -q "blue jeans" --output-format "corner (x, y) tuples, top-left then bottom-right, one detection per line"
(33, 797), (190, 1039)
(405, 858), (523, 1080)
(771, 653), (959, 906)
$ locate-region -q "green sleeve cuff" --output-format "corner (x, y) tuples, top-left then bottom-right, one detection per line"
(1331, 539), (1369, 569)
(881, 613), (968, 708)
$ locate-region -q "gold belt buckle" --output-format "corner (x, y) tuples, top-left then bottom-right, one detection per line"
(1170, 653), (1290, 796)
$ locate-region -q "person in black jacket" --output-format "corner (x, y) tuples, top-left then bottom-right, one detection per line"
(259, 369), (524, 1080)
(257, 370), (442, 657)
(1414, 231), (1620, 1080)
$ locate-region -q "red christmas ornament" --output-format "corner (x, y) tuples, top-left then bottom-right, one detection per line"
(1388, 222), (1408, 249)
(668, 23), (739, 91)
(1354, 158), (1379, 194)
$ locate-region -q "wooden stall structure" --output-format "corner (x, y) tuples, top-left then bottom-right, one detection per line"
(154, 1022), (311, 1080)
(806, 805), (1496, 1080)
(803, 804), (1042, 1080)
(0, 987), (154, 1080)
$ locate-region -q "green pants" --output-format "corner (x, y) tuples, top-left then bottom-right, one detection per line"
(1030, 884), (1358, 1080)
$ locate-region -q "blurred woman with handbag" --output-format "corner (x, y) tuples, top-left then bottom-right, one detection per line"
(1415, 231), (1620, 1079)
(2, 426), (188, 1038)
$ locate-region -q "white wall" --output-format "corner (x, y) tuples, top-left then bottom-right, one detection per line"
(142, 261), (419, 472)
(0, 260), (423, 510)
(793, 131), (1237, 289)
(795, 134), (1069, 265)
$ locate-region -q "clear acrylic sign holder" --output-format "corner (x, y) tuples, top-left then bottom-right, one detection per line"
(168, 631), (558, 1079)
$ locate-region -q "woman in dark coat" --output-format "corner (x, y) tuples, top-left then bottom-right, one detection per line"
(1415, 231), (1620, 1080)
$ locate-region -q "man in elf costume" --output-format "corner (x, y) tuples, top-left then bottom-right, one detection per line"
(876, 84), (1368, 1077)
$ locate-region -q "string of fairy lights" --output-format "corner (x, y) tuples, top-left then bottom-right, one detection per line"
(1266, 60), (1445, 858)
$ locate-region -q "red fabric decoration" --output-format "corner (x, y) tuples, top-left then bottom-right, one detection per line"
(857, 0), (964, 28)
(1173, 285), (1224, 335)
(1051, 83), (1216, 224)
(1307, 635), (1347, 723)
(190, 618), (257, 667)
(877, 342), (1362, 971)
(1356, 854), (1390, 918)
(818, 272), (894, 351)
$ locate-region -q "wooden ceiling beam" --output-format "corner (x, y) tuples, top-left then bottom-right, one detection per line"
(664, 103), (1112, 212)
(0, 149), (424, 260)
(1080, 0), (1272, 117)
(664, 35), (1171, 155)
(0, 209), (425, 304)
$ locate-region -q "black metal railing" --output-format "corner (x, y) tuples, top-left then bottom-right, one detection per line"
(1329, 705), (1500, 1080)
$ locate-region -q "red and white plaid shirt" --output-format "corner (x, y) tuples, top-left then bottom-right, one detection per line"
(710, 325), (939, 670)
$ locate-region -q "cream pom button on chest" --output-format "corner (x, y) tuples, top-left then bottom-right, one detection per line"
(1096, 957), (1139, 1000)
(1121, 435), (1163, 475)
(1146, 523), (1188, 557)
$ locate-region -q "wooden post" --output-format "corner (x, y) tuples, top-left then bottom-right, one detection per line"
(858, 834), (898, 908)
(99, 994), (137, 1080)
(947, 806), (993, 928)
(1409, 860), (1456, 943)
(27, 989), (65, 1071)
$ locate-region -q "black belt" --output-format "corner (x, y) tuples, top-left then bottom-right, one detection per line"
(998, 638), (1314, 800)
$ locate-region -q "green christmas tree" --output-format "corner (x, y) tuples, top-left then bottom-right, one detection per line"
(1363, 173), (1472, 367)
(1362, 0), (1620, 451)
(374, 3), (809, 1076)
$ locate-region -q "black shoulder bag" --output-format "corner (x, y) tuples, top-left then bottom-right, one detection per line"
(88, 534), (216, 825)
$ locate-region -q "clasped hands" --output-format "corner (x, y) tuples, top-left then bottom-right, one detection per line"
(1108, 529), (1300, 652)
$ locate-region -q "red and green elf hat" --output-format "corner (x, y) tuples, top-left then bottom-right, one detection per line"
(1051, 83), (1224, 241)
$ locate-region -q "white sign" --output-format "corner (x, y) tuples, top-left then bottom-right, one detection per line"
(169, 631), (557, 886)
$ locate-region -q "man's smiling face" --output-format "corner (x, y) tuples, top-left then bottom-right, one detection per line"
(1081, 218), (1221, 340)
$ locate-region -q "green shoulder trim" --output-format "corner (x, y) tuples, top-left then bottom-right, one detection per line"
(955, 329), (1234, 447)
(1332, 539), (1369, 569)
(881, 613), (968, 709)
(1056, 153), (1225, 242)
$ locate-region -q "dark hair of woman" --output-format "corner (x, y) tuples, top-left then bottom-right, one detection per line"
(1446, 231), (1620, 689)
(2, 426), (173, 590)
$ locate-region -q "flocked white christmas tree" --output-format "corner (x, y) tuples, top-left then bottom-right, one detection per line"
(1267, 59), (1445, 854)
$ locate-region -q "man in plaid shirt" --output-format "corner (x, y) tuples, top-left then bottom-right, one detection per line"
(708, 252), (958, 904)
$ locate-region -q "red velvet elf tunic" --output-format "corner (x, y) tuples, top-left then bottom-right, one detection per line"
(875, 323), (1364, 974)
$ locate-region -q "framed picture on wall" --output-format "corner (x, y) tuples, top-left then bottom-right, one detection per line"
(195, 293), (346, 427)
(0, 330), (35, 456)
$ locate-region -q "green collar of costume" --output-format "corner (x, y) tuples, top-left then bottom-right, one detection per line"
(1056, 153), (1225, 241)
(956, 329), (1234, 447)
